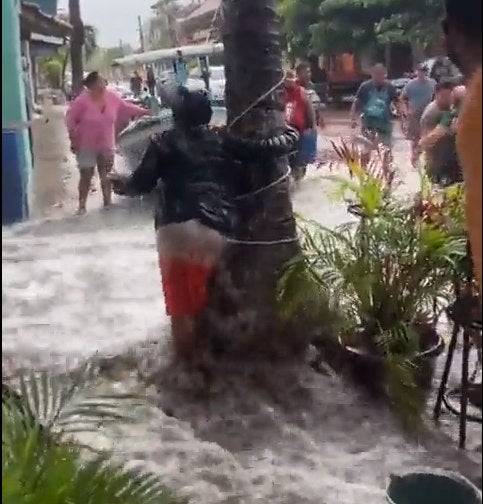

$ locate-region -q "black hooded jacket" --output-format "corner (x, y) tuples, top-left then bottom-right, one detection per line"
(120, 89), (299, 236)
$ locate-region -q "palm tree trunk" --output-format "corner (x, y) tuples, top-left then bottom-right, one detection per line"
(69, 0), (85, 97)
(203, 0), (302, 357)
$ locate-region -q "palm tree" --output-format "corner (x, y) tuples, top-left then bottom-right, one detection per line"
(204, 0), (301, 357)
(69, 0), (84, 96)
(84, 24), (98, 62)
(153, 0), (180, 48)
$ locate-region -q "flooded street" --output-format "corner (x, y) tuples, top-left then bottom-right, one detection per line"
(3, 109), (416, 369)
(2, 109), (481, 503)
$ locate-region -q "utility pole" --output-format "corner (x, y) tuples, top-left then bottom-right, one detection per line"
(137, 15), (145, 52)
(69, 0), (85, 97)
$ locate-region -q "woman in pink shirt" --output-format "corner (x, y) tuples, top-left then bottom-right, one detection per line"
(66, 72), (149, 214)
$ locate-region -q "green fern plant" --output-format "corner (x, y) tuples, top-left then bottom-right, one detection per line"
(278, 152), (466, 424)
(281, 201), (465, 347)
(2, 363), (183, 504)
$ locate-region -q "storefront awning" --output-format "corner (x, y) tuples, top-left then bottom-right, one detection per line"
(20, 1), (71, 39)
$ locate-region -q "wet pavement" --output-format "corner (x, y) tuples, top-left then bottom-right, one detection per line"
(2, 109), (481, 502)
(30, 104), (77, 219)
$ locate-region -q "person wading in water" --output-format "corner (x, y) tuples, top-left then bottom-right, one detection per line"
(109, 88), (299, 361)
(284, 69), (316, 183)
(66, 71), (149, 214)
(419, 81), (462, 186)
(400, 64), (436, 167)
(350, 63), (400, 168)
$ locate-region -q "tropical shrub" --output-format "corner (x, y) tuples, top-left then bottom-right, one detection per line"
(41, 59), (63, 89)
(2, 363), (183, 504)
(279, 143), (467, 423)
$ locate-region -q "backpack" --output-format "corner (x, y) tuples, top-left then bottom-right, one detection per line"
(362, 87), (390, 133)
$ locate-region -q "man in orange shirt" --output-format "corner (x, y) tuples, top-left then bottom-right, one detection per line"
(443, 0), (482, 288)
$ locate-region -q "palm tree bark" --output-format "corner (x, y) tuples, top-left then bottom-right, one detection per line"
(69, 0), (85, 97)
(203, 0), (303, 357)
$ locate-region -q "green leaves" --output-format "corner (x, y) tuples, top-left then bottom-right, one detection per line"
(278, 0), (444, 54)
(8, 362), (141, 438)
(2, 364), (183, 504)
(278, 161), (465, 356)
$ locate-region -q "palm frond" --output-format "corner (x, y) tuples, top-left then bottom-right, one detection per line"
(4, 361), (142, 439)
(2, 362), (183, 504)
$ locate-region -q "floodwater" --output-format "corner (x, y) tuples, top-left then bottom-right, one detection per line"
(2, 107), (481, 503)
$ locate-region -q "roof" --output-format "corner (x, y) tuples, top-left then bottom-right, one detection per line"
(21, 2), (71, 38)
(113, 42), (224, 66)
(151, 1), (199, 19)
(182, 0), (220, 22)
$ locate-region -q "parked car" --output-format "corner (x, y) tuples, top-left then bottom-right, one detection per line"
(107, 81), (133, 100)
(421, 56), (462, 83)
(187, 65), (226, 103)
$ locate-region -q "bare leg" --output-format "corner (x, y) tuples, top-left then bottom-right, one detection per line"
(78, 167), (95, 214)
(410, 140), (420, 167)
(171, 316), (196, 361)
(383, 148), (393, 173)
(361, 152), (371, 169)
(98, 155), (114, 207)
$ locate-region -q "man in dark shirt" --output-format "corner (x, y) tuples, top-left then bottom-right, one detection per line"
(419, 80), (461, 185)
(130, 71), (143, 97)
(146, 66), (156, 96)
(173, 50), (188, 87)
(350, 63), (399, 148)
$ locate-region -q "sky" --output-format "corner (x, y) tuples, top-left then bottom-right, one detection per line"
(58, 0), (159, 48)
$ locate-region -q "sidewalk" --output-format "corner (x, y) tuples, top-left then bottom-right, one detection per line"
(30, 103), (78, 218)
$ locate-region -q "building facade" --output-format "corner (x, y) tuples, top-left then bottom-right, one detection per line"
(2, 0), (31, 224)
(2, 0), (70, 225)
(179, 0), (220, 45)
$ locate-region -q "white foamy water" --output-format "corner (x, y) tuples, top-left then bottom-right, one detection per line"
(3, 129), (480, 503)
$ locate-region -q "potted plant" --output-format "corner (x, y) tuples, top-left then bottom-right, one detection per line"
(279, 148), (466, 423)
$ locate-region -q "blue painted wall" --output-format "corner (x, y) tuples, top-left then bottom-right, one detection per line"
(2, 0), (32, 224)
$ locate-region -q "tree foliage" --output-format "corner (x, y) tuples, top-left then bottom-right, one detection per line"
(278, 0), (321, 58)
(278, 0), (445, 55)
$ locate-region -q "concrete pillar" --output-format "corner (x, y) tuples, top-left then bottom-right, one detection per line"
(2, 0), (32, 224)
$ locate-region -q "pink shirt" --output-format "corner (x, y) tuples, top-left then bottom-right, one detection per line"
(66, 90), (146, 154)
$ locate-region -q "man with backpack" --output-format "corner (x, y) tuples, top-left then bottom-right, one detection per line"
(350, 63), (399, 155)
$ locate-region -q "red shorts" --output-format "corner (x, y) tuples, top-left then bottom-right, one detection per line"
(159, 258), (214, 317)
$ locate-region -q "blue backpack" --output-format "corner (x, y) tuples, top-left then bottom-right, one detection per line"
(362, 88), (390, 133)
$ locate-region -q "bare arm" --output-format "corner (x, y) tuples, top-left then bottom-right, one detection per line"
(303, 90), (316, 130)
(118, 97), (149, 120)
(350, 83), (365, 123)
(350, 99), (360, 123)
(419, 125), (448, 150)
(399, 84), (410, 116)
(65, 95), (84, 148)
(419, 109), (449, 150)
